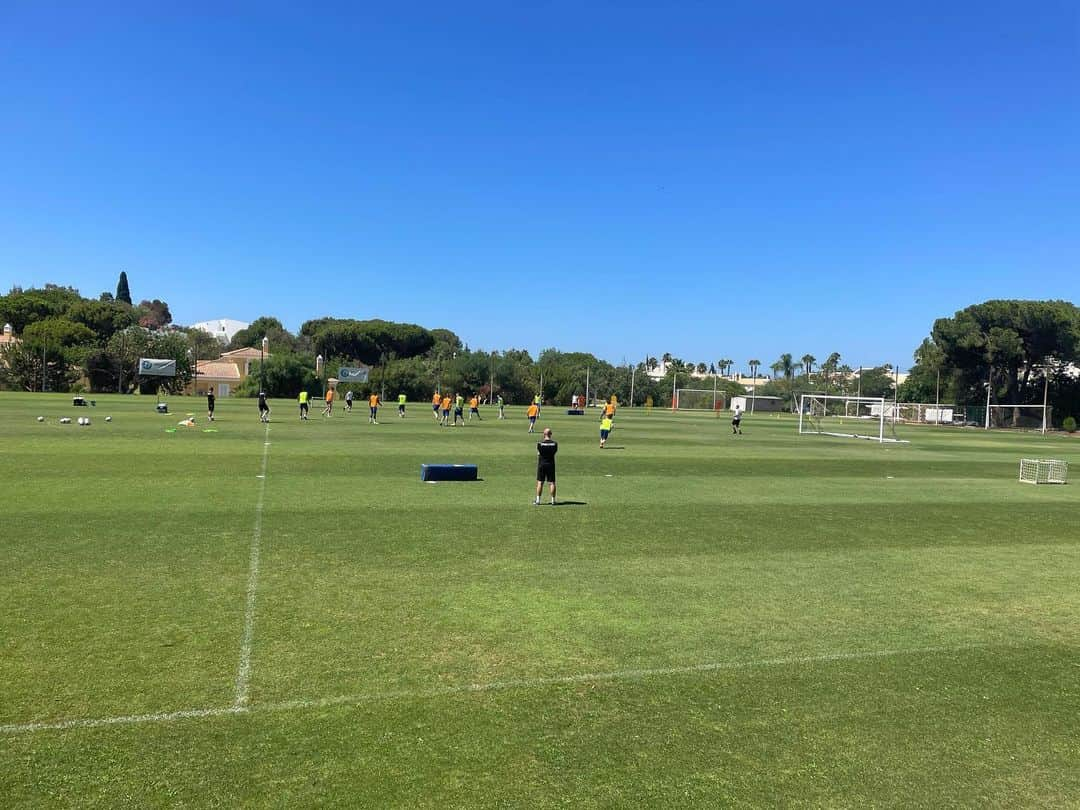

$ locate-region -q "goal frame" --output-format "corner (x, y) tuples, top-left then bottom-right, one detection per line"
(673, 388), (727, 412)
(798, 393), (908, 443)
(985, 404), (1050, 434)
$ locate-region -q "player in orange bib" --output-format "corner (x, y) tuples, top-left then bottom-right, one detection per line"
(368, 392), (380, 424)
(440, 395), (452, 426)
(432, 391), (441, 420)
(527, 402), (539, 433)
(468, 395), (482, 421)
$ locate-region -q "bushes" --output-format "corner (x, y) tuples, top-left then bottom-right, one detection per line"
(1064, 416), (1077, 433)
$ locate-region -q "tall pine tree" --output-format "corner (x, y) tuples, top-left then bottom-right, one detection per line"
(115, 271), (132, 305)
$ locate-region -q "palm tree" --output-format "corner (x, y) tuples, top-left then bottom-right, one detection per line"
(696, 362), (707, 374)
(748, 359), (761, 380)
(801, 354), (816, 378)
(769, 360), (783, 379)
(836, 364), (853, 395)
(779, 353), (796, 410)
(822, 352), (840, 393)
(661, 352), (673, 369)
(646, 356), (659, 372)
(779, 353), (794, 380)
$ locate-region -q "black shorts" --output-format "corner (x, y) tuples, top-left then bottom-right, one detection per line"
(732, 416), (741, 425)
(536, 462), (556, 483)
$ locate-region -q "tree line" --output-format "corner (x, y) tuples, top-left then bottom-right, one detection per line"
(2, 281), (1077, 421)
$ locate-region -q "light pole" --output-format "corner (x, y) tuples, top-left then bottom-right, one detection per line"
(260, 336), (268, 394)
(316, 354), (324, 399)
(188, 348), (197, 395)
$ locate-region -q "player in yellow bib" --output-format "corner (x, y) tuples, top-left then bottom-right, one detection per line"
(398, 393), (407, 418)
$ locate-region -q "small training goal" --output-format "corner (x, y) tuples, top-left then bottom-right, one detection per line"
(798, 394), (908, 443)
(986, 405), (1051, 434)
(674, 388), (726, 412)
(1019, 458), (1068, 484)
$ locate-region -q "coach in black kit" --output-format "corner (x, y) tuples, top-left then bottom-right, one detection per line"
(534, 428), (558, 505)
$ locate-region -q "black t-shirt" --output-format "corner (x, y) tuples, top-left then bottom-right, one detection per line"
(207, 393), (215, 408)
(537, 438), (558, 464)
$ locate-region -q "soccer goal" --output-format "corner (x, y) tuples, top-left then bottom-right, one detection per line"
(986, 405), (1051, 434)
(1019, 458), (1068, 484)
(674, 388), (726, 412)
(893, 403), (960, 425)
(798, 394), (907, 443)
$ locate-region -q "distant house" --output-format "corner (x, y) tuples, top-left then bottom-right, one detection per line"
(0, 323), (19, 349)
(187, 346), (270, 397)
(190, 319), (250, 345)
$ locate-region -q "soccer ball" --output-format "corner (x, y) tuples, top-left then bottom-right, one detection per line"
(105, 416), (112, 422)
(77, 417), (86, 426)
(60, 417), (71, 424)
(37, 416), (45, 422)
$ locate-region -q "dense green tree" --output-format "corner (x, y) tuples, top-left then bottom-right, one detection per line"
(67, 298), (138, 341)
(116, 272), (132, 305)
(237, 353), (320, 398)
(930, 300), (1080, 405)
(230, 316), (299, 353)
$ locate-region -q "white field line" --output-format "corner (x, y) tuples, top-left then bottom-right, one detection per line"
(233, 423), (272, 709)
(1, 642), (988, 736)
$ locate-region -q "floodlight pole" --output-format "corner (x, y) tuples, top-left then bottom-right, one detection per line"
(585, 366), (590, 408)
(260, 336), (268, 394)
(984, 366), (993, 429)
(629, 365), (636, 408)
(316, 354), (324, 399)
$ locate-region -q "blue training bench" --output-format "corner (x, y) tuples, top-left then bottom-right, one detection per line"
(421, 463), (479, 482)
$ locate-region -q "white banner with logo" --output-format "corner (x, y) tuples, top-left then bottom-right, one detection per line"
(338, 366), (369, 382)
(138, 358), (177, 377)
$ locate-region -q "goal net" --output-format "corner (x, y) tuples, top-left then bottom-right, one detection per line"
(986, 405), (1050, 433)
(1019, 458), (1068, 484)
(893, 403), (960, 424)
(798, 394), (906, 443)
(674, 388), (726, 412)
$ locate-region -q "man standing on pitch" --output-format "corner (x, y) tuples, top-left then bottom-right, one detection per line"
(398, 392), (407, 418)
(368, 391), (380, 424)
(298, 390), (310, 421)
(534, 427), (557, 505)
(258, 391), (270, 423)
(731, 403), (743, 435)
(206, 390), (215, 422)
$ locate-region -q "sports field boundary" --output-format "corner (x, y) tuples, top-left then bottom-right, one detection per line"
(0, 641), (995, 736)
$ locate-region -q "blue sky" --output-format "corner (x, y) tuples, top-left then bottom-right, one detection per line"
(1, 2), (1076, 371)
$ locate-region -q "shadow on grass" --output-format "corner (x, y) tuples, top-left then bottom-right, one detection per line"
(602, 446), (626, 450)
(552, 501), (587, 507)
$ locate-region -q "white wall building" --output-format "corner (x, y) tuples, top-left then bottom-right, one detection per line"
(190, 319), (250, 344)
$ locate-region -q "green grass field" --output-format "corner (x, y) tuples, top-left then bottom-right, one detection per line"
(2, 391), (1079, 807)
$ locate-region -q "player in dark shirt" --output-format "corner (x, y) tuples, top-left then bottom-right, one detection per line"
(206, 391), (215, 422)
(258, 392), (270, 423)
(534, 428), (558, 505)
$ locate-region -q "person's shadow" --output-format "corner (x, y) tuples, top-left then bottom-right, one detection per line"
(602, 446), (626, 450)
(552, 501), (587, 507)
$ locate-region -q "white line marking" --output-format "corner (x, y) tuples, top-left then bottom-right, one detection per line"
(260, 642), (987, 714)
(233, 423), (271, 709)
(0, 706), (245, 735)
(0, 642), (988, 736)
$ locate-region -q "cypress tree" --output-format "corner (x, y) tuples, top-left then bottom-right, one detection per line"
(116, 271), (132, 305)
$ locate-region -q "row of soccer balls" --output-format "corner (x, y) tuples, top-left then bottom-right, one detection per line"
(38, 416), (112, 425)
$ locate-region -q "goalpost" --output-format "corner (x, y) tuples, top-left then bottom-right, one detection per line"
(985, 404), (1051, 434)
(674, 388), (727, 412)
(798, 394), (908, 443)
